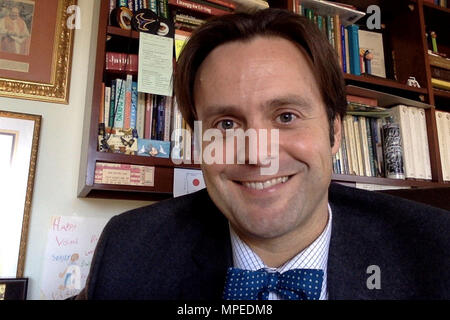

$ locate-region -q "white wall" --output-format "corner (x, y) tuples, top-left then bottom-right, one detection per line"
(0, 0), (152, 299)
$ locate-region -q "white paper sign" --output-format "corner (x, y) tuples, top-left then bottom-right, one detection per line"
(40, 216), (109, 300)
(138, 33), (174, 96)
(173, 168), (206, 197)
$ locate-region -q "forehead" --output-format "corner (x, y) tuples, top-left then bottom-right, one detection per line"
(194, 35), (323, 111)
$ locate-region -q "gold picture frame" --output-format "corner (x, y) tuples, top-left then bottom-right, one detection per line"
(0, 0), (77, 104)
(0, 110), (41, 278)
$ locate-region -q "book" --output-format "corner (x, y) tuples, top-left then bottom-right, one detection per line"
(168, 0), (231, 15)
(104, 86), (111, 128)
(100, 83), (105, 124)
(144, 94), (153, 139)
(114, 79), (126, 129)
(435, 111), (450, 181)
(390, 105), (415, 179)
(105, 52), (138, 72)
(347, 24), (361, 76)
(124, 74), (133, 129)
(130, 81), (138, 129)
(431, 78), (450, 91)
(431, 66), (450, 82)
(416, 108), (432, 180)
(358, 29), (386, 78)
(136, 92), (146, 138)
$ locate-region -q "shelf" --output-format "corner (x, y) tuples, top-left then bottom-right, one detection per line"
(332, 173), (449, 188)
(346, 85), (433, 109)
(423, 1), (450, 14)
(344, 73), (428, 95)
(433, 88), (450, 99)
(107, 26), (140, 39)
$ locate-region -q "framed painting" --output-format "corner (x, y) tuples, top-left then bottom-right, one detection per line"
(0, 0), (77, 104)
(0, 278), (28, 300)
(0, 110), (41, 278)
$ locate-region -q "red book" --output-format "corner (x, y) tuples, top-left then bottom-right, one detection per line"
(205, 0), (235, 9)
(124, 74), (132, 129)
(168, 0), (230, 16)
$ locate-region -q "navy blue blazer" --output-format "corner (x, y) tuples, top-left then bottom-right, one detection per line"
(78, 183), (450, 299)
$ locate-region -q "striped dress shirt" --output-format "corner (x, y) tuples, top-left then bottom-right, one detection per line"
(229, 204), (332, 300)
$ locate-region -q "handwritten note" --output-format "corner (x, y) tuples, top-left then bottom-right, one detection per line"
(39, 216), (109, 300)
(137, 33), (174, 96)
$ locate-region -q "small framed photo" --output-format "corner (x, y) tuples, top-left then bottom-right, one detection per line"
(0, 278), (28, 300)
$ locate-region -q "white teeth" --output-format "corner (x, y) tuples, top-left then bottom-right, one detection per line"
(242, 176), (289, 190)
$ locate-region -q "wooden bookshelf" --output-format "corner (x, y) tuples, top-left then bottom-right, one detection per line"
(78, 0), (450, 200)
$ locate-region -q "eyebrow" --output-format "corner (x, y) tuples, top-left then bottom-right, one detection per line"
(200, 94), (314, 120)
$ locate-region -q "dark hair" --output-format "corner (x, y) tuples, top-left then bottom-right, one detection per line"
(174, 8), (347, 145)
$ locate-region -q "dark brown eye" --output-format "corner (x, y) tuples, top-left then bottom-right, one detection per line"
(218, 119), (235, 130)
(277, 113), (296, 124)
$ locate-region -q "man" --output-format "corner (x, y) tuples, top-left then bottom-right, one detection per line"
(0, 6), (30, 55)
(78, 9), (450, 300)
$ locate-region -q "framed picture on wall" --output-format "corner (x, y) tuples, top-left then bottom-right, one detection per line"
(0, 110), (41, 278)
(0, 0), (77, 104)
(0, 278), (28, 300)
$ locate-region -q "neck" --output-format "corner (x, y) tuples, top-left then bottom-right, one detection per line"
(234, 201), (329, 268)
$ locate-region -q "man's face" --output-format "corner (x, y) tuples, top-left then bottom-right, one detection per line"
(10, 8), (19, 20)
(194, 36), (341, 243)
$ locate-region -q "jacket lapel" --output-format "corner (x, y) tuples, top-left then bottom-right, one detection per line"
(178, 192), (233, 300)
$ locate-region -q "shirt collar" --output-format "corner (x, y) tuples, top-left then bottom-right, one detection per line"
(229, 204), (332, 273)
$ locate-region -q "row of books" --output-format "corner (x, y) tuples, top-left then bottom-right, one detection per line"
(425, 0), (449, 8)
(429, 51), (450, 92)
(332, 102), (433, 181)
(436, 111), (450, 182)
(111, 0), (236, 20)
(100, 75), (172, 141)
(99, 76), (195, 161)
(294, 0), (386, 78)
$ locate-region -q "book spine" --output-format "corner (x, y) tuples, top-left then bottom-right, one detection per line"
(168, 0), (229, 16)
(436, 111), (450, 181)
(104, 86), (111, 128)
(334, 16), (342, 70)
(114, 78), (125, 129)
(144, 94), (153, 139)
(131, 81), (138, 129)
(164, 96), (172, 141)
(118, 0), (127, 7)
(353, 116), (364, 175)
(148, 0), (158, 13)
(365, 117), (376, 177)
(359, 116), (371, 176)
(345, 28), (350, 74)
(347, 25), (361, 76)
(151, 95), (159, 140)
(418, 108), (432, 180)
(343, 116), (354, 175)
(136, 92), (146, 138)
(204, 0), (235, 10)
(124, 75), (133, 129)
(189, 0), (233, 11)
(99, 83), (105, 124)
(156, 96), (166, 140)
(109, 80), (116, 128)
(410, 107), (425, 179)
(431, 67), (450, 82)
(391, 106), (415, 179)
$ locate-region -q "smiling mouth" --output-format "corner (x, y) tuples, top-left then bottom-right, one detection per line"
(234, 175), (292, 190)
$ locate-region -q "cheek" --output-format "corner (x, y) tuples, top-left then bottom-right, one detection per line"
(281, 126), (332, 166)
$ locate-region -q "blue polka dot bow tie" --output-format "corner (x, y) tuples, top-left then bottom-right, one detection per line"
(223, 268), (324, 300)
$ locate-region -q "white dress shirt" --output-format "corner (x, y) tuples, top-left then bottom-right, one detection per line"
(229, 204), (332, 300)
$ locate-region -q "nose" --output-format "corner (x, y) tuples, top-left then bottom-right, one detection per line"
(228, 126), (280, 169)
